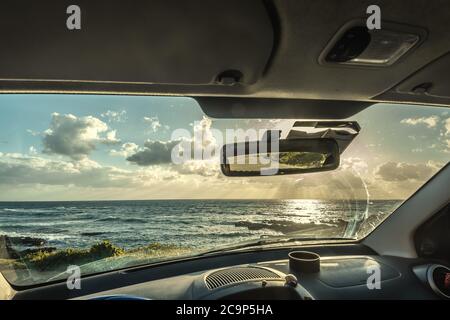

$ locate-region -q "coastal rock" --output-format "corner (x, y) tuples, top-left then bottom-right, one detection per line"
(235, 219), (347, 235)
(0, 235), (47, 259)
(1, 235), (46, 247)
(19, 247), (57, 257)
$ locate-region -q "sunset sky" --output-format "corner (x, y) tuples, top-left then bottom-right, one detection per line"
(0, 94), (448, 201)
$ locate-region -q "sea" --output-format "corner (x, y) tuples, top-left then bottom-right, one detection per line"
(0, 199), (401, 250)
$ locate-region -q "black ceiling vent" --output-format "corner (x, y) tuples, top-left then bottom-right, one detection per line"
(204, 267), (282, 290)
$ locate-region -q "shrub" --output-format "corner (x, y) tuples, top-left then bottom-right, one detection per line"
(24, 240), (125, 271)
(89, 240), (124, 257)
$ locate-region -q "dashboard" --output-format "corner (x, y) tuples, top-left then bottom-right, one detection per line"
(11, 244), (449, 300)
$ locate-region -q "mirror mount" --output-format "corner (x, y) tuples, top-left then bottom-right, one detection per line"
(288, 121), (360, 154)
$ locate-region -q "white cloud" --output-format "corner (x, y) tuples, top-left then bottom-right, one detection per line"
(0, 153), (220, 195)
(0, 153), (134, 188)
(144, 116), (169, 132)
(0, 150), (444, 201)
(26, 129), (40, 137)
(374, 161), (438, 182)
(400, 116), (439, 128)
(100, 110), (127, 123)
(126, 140), (179, 166)
(42, 113), (120, 160)
(175, 159), (221, 177)
(192, 116), (217, 154)
(109, 142), (139, 157)
(444, 117), (450, 136)
(444, 139), (450, 153)
(340, 157), (368, 173)
(128, 116), (218, 167)
(104, 130), (120, 145)
(28, 146), (38, 155)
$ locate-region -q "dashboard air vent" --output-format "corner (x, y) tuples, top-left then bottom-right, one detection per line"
(205, 267), (282, 290)
(427, 264), (450, 299)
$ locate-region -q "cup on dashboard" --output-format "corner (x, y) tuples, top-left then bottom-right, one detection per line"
(288, 251), (320, 274)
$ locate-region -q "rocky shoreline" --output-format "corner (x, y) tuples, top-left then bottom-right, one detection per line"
(235, 219), (347, 236)
(0, 235), (56, 259)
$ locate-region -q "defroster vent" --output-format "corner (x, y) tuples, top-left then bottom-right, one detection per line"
(205, 266), (282, 290)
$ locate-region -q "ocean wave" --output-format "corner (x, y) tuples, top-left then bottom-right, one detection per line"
(235, 219), (346, 234)
(1, 208), (22, 212)
(80, 232), (107, 236)
(0, 200), (396, 249)
(208, 232), (253, 238)
(0, 224), (69, 233)
(95, 217), (147, 223)
(1, 231), (73, 242)
(0, 208), (61, 216)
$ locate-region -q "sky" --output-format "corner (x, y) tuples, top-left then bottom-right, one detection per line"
(0, 94), (448, 201)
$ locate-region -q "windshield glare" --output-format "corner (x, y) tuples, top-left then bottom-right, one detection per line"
(0, 94), (448, 286)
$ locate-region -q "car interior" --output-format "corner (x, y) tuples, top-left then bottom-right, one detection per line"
(0, 0), (449, 301)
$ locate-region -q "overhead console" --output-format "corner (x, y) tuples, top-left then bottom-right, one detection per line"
(319, 20), (426, 68)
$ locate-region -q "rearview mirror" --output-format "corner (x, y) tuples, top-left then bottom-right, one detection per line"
(221, 138), (340, 177)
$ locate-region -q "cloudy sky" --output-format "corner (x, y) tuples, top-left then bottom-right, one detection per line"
(0, 94), (448, 201)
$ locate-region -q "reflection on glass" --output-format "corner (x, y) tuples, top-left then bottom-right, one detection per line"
(227, 152), (329, 173)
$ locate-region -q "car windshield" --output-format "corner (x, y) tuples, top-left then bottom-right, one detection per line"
(0, 94), (448, 286)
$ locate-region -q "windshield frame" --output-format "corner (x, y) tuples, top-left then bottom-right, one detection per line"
(0, 95), (448, 288)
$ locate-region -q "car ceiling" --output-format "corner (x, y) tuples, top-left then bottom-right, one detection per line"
(0, 0), (449, 110)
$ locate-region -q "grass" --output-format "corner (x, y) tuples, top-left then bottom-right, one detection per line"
(0, 258), (27, 270)
(20, 240), (190, 272)
(0, 240), (191, 285)
(24, 241), (124, 271)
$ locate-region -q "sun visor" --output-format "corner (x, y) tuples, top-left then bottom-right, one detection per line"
(196, 97), (372, 119)
(0, 0), (274, 85)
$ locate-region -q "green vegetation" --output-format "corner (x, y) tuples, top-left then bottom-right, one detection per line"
(24, 241), (124, 271)
(0, 239), (191, 285)
(128, 242), (188, 256)
(20, 240), (189, 272)
(0, 258), (27, 270)
(279, 152), (326, 168)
